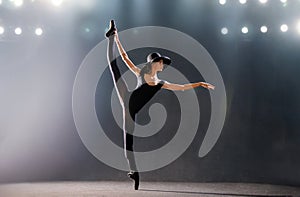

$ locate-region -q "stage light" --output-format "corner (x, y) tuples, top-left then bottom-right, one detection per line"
(0, 26), (4, 35)
(259, 0), (268, 4)
(260, 26), (268, 33)
(280, 24), (288, 32)
(239, 0), (247, 4)
(221, 27), (228, 35)
(241, 26), (248, 34)
(35, 28), (43, 36)
(51, 0), (63, 7)
(14, 0), (23, 7)
(219, 0), (226, 5)
(14, 27), (22, 35)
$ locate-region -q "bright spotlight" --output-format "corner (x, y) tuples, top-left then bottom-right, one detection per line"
(280, 0), (287, 3)
(260, 26), (268, 33)
(239, 0), (247, 4)
(280, 24), (288, 32)
(219, 0), (226, 5)
(241, 26), (248, 34)
(221, 27), (228, 35)
(259, 0), (268, 4)
(15, 27), (22, 35)
(296, 21), (300, 34)
(14, 0), (23, 7)
(51, 0), (63, 6)
(35, 28), (43, 36)
(0, 0), (2, 5)
(0, 26), (4, 35)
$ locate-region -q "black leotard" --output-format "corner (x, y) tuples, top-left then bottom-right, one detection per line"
(128, 81), (165, 120)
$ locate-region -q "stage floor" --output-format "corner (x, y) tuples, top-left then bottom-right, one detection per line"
(1, 181), (300, 197)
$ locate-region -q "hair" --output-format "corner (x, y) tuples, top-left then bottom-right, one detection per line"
(139, 62), (152, 84)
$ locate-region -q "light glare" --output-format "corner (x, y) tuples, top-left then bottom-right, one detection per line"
(35, 28), (43, 36)
(239, 0), (247, 4)
(241, 26), (248, 34)
(0, 26), (4, 34)
(260, 26), (268, 33)
(51, 0), (63, 6)
(14, 0), (23, 7)
(221, 27), (228, 35)
(15, 27), (22, 35)
(259, 0), (268, 4)
(219, 0), (226, 5)
(280, 24), (288, 32)
(296, 21), (300, 34)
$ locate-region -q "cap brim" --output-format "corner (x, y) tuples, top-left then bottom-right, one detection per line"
(151, 56), (171, 65)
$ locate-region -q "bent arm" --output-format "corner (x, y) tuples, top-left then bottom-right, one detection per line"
(115, 33), (140, 76)
(162, 81), (215, 91)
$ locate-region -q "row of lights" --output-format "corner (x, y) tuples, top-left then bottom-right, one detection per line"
(221, 23), (300, 35)
(0, 26), (43, 36)
(1, 25), (299, 37)
(0, 0), (64, 7)
(219, 0), (288, 5)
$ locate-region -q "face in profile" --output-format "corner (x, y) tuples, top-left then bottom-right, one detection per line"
(152, 60), (164, 72)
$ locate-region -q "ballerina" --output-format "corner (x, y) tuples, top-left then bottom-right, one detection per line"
(105, 20), (214, 190)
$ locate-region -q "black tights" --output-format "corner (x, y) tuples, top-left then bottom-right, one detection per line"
(107, 37), (137, 171)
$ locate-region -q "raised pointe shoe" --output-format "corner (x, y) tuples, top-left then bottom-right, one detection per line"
(105, 20), (117, 38)
(127, 171), (139, 190)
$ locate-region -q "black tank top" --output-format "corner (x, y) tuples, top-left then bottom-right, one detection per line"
(128, 80), (165, 119)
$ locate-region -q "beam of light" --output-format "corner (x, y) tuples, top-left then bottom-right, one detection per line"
(280, 24), (288, 32)
(221, 27), (228, 35)
(51, 0), (63, 7)
(14, 27), (22, 35)
(239, 0), (247, 4)
(35, 28), (43, 36)
(259, 0), (268, 4)
(280, 0), (288, 7)
(260, 25), (268, 33)
(219, 0), (226, 5)
(0, 26), (4, 35)
(296, 21), (300, 34)
(241, 26), (248, 34)
(13, 0), (23, 7)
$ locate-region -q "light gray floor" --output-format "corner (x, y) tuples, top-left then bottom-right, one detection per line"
(1, 181), (300, 197)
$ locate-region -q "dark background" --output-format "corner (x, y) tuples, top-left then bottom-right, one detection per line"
(0, 0), (300, 186)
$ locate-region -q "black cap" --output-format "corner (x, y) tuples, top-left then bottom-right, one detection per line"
(147, 52), (171, 65)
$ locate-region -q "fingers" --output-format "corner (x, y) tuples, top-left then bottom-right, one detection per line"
(201, 82), (215, 90)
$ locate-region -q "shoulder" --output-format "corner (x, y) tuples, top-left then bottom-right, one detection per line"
(159, 80), (166, 85)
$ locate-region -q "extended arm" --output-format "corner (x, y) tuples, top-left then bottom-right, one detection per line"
(115, 33), (140, 76)
(163, 81), (215, 91)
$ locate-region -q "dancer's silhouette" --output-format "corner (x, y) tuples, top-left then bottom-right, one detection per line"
(105, 20), (214, 190)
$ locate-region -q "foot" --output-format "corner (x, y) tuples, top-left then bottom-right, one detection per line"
(127, 171), (139, 190)
(105, 20), (117, 38)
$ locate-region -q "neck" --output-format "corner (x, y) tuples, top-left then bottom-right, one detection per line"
(143, 71), (159, 85)
(150, 70), (158, 78)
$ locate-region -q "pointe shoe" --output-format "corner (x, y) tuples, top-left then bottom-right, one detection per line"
(127, 171), (139, 190)
(105, 20), (117, 38)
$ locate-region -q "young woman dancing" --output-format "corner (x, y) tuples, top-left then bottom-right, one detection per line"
(105, 20), (215, 190)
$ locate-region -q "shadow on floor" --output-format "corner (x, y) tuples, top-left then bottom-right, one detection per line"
(140, 189), (292, 197)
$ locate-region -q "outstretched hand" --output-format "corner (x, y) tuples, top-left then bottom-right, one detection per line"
(201, 82), (215, 90)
